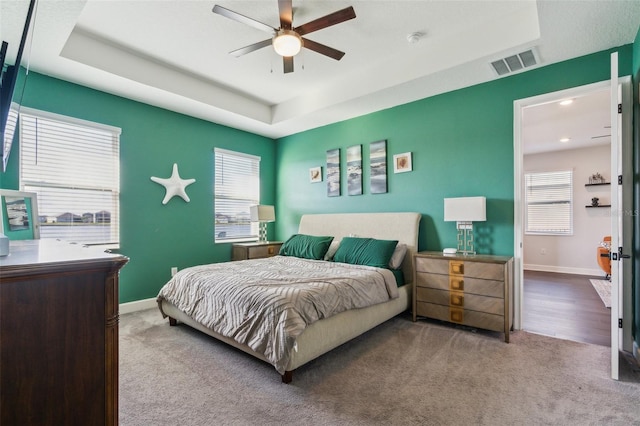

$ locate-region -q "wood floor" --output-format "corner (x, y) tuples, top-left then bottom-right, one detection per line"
(523, 270), (611, 347)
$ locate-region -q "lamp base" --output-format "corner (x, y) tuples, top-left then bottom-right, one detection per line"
(456, 222), (475, 255)
(258, 223), (268, 243)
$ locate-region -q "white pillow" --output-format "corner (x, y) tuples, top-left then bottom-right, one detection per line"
(388, 243), (407, 269)
(324, 240), (340, 261)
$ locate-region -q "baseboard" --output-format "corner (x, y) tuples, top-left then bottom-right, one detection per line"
(120, 297), (157, 315)
(524, 264), (603, 277)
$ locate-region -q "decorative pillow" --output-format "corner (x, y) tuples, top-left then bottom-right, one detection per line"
(332, 237), (399, 269)
(324, 240), (341, 261)
(388, 243), (407, 269)
(279, 234), (334, 260)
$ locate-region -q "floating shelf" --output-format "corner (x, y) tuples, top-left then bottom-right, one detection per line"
(585, 182), (610, 187)
(585, 205), (611, 208)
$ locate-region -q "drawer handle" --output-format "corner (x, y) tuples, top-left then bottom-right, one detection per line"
(268, 247), (275, 254)
(450, 293), (464, 307)
(450, 278), (464, 291)
(450, 308), (464, 323)
(449, 261), (464, 275)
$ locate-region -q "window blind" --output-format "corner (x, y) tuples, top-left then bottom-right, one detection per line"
(525, 170), (573, 235)
(19, 109), (120, 245)
(214, 148), (260, 242)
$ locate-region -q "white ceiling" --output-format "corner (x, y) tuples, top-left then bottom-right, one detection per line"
(2, 0), (639, 148)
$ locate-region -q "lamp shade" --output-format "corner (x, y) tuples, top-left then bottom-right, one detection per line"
(250, 205), (275, 222)
(444, 197), (486, 222)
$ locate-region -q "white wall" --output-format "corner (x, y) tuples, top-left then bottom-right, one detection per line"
(524, 144), (610, 276)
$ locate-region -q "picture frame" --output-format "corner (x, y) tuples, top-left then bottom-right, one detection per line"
(370, 140), (387, 194)
(326, 148), (341, 197)
(346, 145), (362, 196)
(309, 166), (322, 183)
(0, 189), (40, 239)
(393, 152), (412, 173)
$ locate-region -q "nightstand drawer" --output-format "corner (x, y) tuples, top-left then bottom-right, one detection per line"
(415, 272), (505, 298)
(232, 242), (283, 261)
(416, 302), (504, 332)
(416, 288), (504, 315)
(248, 245), (280, 258)
(415, 257), (505, 280)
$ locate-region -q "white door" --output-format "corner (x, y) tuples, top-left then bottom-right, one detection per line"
(608, 52), (632, 380)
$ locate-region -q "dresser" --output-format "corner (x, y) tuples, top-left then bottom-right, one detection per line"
(0, 239), (128, 426)
(413, 251), (513, 342)
(232, 241), (283, 261)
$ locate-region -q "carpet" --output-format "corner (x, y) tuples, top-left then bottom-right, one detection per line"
(590, 279), (612, 308)
(119, 308), (640, 425)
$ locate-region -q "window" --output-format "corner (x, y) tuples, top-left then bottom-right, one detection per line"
(214, 148), (260, 242)
(525, 170), (573, 235)
(19, 108), (121, 246)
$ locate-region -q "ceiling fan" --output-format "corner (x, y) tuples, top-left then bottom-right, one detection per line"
(212, 1), (356, 73)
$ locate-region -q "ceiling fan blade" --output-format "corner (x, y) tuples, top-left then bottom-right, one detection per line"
(229, 39), (273, 57)
(302, 38), (345, 61)
(278, 0), (293, 30)
(212, 5), (276, 35)
(283, 56), (294, 73)
(295, 6), (356, 36)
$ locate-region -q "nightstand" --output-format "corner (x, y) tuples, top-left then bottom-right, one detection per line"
(232, 241), (283, 261)
(412, 251), (514, 342)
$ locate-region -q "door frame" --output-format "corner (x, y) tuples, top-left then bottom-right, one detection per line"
(512, 77), (632, 354)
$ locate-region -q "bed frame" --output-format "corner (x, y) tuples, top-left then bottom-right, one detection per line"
(160, 212), (421, 383)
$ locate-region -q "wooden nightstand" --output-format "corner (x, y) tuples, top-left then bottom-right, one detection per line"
(232, 241), (283, 261)
(412, 251), (514, 342)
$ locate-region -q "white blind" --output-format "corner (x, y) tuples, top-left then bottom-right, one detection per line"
(214, 148), (259, 242)
(20, 109), (120, 245)
(525, 170), (573, 235)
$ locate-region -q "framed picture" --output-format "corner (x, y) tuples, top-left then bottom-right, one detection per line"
(0, 189), (40, 239)
(309, 166), (322, 183)
(326, 148), (341, 197)
(370, 140), (387, 194)
(393, 152), (412, 173)
(346, 145), (362, 196)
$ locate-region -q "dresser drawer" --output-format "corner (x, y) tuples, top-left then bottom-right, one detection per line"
(416, 302), (504, 332)
(416, 288), (504, 316)
(415, 256), (505, 280)
(415, 272), (504, 298)
(248, 244), (280, 259)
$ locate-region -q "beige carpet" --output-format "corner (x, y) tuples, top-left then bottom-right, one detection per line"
(119, 309), (640, 425)
(590, 279), (612, 308)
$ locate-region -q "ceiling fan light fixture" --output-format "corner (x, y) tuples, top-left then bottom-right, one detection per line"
(273, 30), (303, 57)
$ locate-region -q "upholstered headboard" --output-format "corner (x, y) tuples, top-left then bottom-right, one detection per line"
(298, 212), (421, 283)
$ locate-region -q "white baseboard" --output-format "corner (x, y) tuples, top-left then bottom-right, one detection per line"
(524, 264), (603, 277)
(120, 297), (157, 315)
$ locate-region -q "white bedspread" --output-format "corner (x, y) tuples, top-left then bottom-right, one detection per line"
(157, 256), (398, 374)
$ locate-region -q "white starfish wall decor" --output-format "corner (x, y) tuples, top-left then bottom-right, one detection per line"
(150, 163), (196, 205)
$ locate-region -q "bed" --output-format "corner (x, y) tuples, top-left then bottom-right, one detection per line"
(157, 212), (421, 383)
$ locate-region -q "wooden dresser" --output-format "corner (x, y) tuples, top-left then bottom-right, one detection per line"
(413, 251), (513, 342)
(0, 239), (128, 426)
(232, 241), (283, 261)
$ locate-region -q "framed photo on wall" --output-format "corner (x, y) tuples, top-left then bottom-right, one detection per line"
(309, 166), (322, 183)
(326, 148), (341, 197)
(346, 145), (362, 196)
(0, 189), (40, 239)
(393, 152), (412, 173)
(370, 140), (387, 194)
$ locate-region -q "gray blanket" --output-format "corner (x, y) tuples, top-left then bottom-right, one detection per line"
(157, 255), (398, 374)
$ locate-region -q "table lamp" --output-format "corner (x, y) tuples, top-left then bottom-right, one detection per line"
(250, 205), (275, 242)
(444, 196), (486, 255)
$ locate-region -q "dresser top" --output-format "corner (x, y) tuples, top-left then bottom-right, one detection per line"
(0, 239), (128, 269)
(416, 250), (513, 263)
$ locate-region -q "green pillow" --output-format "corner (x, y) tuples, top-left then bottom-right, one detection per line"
(279, 234), (334, 260)
(332, 237), (398, 269)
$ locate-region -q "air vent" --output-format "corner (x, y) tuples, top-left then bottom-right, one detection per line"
(491, 49), (538, 76)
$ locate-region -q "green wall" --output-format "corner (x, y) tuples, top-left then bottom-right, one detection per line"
(275, 46), (633, 258)
(1, 72), (276, 303)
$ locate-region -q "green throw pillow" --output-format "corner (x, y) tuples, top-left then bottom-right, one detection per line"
(332, 237), (398, 269)
(279, 234), (334, 260)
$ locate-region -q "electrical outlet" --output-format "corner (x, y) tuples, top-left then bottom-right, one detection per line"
(171, 267), (178, 276)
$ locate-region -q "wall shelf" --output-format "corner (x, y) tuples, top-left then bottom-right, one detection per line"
(585, 205), (611, 208)
(585, 182), (610, 187)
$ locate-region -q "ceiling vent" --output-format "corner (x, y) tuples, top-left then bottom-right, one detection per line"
(491, 49), (538, 76)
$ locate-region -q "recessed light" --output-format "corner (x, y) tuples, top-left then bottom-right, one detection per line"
(559, 99), (573, 106)
(560, 137), (570, 143)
